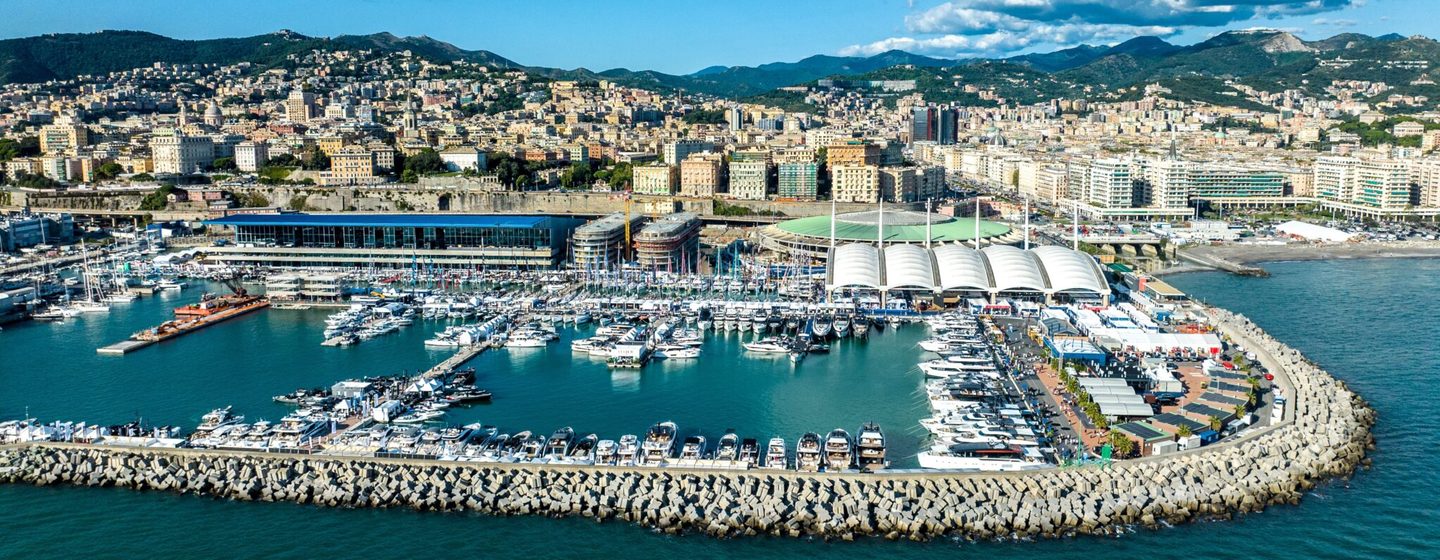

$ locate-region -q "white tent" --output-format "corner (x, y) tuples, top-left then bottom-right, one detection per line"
(1274, 221), (1356, 243)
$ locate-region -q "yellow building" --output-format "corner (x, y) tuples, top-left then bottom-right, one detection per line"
(39, 123), (89, 154)
(317, 136), (347, 156)
(633, 163), (677, 195)
(831, 164), (881, 203)
(826, 141), (881, 167)
(320, 146), (379, 186)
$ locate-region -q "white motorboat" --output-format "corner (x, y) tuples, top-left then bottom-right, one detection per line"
(916, 442), (1049, 471)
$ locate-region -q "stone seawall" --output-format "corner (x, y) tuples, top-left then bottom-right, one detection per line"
(0, 308), (1374, 540)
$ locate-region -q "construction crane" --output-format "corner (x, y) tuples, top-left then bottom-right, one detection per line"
(624, 196), (633, 262)
(219, 275), (247, 297)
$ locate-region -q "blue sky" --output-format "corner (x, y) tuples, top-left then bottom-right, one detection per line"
(2, 0), (1431, 74)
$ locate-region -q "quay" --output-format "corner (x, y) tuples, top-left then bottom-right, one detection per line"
(0, 305), (1376, 541)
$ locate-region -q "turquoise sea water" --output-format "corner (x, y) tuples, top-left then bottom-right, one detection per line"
(3, 259), (1438, 559)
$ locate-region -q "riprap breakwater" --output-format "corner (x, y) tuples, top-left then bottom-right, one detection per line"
(0, 308), (1375, 541)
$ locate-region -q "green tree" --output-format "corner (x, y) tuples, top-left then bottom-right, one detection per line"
(139, 184), (177, 211)
(1208, 416), (1223, 432)
(299, 147), (330, 170)
(1176, 425), (1193, 438)
(129, 172), (155, 182)
(211, 156), (237, 172)
(682, 108), (728, 125)
(403, 148), (447, 177)
(0, 137), (39, 161)
(1108, 431), (1136, 458)
(560, 162), (594, 188)
(94, 161), (125, 181)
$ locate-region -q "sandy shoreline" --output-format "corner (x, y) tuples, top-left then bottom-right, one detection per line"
(1157, 242), (1440, 275)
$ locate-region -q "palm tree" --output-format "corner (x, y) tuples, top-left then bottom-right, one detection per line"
(1209, 415), (1223, 432)
(1176, 425), (1193, 438)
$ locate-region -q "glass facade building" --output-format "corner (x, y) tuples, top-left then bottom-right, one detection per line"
(203, 213), (583, 269)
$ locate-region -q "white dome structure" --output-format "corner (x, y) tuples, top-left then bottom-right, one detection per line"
(825, 242), (1110, 303)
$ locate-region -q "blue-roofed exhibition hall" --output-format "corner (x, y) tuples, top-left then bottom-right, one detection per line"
(203, 213), (584, 269)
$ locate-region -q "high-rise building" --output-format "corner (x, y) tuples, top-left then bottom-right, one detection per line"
(1313, 156), (1358, 203)
(831, 164), (881, 203)
(777, 162), (819, 201)
(1085, 158), (1134, 208)
(910, 106), (957, 145)
(910, 107), (935, 143)
(151, 134), (215, 175)
(39, 123), (88, 154)
(1353, 158), (1411, 212)
(1410, 157), (1440, 209)
(285, 89), (316, 122)
(936, 108), (958, 145)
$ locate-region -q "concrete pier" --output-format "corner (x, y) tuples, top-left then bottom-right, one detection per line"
(96, 340), (155, 355)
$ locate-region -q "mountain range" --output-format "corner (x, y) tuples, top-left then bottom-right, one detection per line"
(2, 29), (1439, 106)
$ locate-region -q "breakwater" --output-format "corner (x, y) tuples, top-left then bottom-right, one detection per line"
(0, 307), (1374, 541)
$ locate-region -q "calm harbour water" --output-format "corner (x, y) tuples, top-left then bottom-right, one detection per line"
(3, 259), (1438, 559)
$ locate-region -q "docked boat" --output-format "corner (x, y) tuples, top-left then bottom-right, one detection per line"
(595, 439), (618, 465)
(811, 317), (833, 338)
(654, 345), (700, 359)
(641, 421), (677, 465)
(739, 437), (761, 468)
(617, 434), (640, 465)
(916, 442), (1048, 472)
(567, 434), (598, 464)
(855, 422), (888, 471)
(833, 316), (851, 338)
(392, 409), (445, 424)
(795, 433), (823, 472)
(545, 426), (576, 459)
(679, 435), (707, 460)
(764, 437), (788, 470)
(743, 337), (790, 354)
(713, 430), (740, 462)
(519, 432), (547, 461)
(823, 429), (854, 471)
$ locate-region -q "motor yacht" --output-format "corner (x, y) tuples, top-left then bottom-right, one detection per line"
(855, 422), (888, 471)
(823, 429), (853, 471)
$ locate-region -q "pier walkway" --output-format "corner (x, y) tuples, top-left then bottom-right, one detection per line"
(424, 342), (491, 378)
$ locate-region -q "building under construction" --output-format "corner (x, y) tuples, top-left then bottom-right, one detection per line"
(634, 212), (701, 272)
(572, 212), (646, 270)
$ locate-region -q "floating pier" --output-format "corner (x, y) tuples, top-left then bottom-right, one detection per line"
(96, 340), (155, 355)
(425, 343), (490, 377)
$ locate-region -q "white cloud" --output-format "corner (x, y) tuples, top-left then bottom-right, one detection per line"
(843, 0), (1360, 58)
(1311, 17), (1357, 27)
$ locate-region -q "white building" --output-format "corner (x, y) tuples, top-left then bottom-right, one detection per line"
(235, 141), (269, 173)
(439, 147), (487, 172)
(152, 134), (215, 175)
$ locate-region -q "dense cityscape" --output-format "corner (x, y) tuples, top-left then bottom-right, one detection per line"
(1, 2), (1435, 558)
